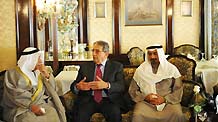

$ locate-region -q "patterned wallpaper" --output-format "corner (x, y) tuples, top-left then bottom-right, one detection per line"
(0, 0), (17, 71)
(87, 0), (113, 53)
(0, 0), (202, 71)
(120, 0), (166, 53)
(174, 0), (200, 47)
(88, 0), (200, 54)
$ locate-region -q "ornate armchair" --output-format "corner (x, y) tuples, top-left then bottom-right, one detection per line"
(127, 47), (144, 66)
(167, 55), (206, 119)
(174, 44), (202, 61)
(167, 55), (200, 106)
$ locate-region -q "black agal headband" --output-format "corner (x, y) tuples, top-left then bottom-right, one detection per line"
(146, 45), (163, 50)
(21, 48), (39, 55)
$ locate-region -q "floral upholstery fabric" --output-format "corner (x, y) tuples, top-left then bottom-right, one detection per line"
(123, 67), (137, 91)
(174, 44), (202, 61)
(167, 55), (196, 81)
(127, 47), (144, 66)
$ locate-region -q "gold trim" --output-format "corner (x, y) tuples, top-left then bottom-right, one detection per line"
(15, 67), (31, 87)
(31, 75), (43, 101)
(15, 67), (44, 102)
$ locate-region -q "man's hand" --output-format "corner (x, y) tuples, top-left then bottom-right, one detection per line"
(76, 77), (90, 90)
(35, 64), (50, 79)
(30, 105), (45, 116)
(89, 76), (109, 90)
(145, 93), (165, 105)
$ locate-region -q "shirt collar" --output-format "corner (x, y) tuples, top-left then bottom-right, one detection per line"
(97, 59), (107, 67)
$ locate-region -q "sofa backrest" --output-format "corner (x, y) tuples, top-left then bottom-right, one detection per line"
(174, 44), (201, 61)
(127, 47), (144, 66)
(123, 67), (137, 92)
(167, 55), (196, 81)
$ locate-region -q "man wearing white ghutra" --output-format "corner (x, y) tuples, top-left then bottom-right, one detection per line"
(2, 47), (66, 122)
(129, 45), (186, 122)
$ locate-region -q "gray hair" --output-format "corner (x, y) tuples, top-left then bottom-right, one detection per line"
(94, 40), (109, 52)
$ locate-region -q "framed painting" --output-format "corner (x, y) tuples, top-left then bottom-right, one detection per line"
(94, 2), (106, 18)
(181, 0), (192, 17)
(125, 0), (162, 26)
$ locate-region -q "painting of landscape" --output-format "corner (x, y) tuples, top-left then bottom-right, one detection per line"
(125, 0), (162, 25)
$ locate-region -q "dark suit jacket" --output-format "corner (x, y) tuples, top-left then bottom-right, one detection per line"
(70, 60), (125, 109)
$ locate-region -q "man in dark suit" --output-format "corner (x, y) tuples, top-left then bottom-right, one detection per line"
(70, 40), (125, 122)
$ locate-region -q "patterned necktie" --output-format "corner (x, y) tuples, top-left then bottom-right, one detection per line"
(94, 64), (102, 103)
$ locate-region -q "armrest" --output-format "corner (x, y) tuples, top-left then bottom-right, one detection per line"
(182, 80), (202, 107)
(183, 80), (204, 89)
(60, 91), (77, 111)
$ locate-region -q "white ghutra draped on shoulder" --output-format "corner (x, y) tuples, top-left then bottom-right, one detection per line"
(133, 45), (181, 95)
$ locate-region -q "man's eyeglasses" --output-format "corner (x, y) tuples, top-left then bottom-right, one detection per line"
(91, 49), (105, 53)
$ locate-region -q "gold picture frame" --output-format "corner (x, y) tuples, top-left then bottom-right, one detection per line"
(181, 0), (192, 17)
(125, 0), (162, 26)
(94, 2), (106, 18)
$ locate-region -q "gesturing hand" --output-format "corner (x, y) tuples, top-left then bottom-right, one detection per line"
(76, 77), (90, 90)
(89, 76), (109, 90)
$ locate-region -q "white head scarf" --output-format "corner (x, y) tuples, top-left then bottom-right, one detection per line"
(133, 45), (181, 95)
(17, 47), (44, 87)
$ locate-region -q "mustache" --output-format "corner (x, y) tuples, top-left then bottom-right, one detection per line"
(150, 59), (159, 64)
(150, 58), (158, 61)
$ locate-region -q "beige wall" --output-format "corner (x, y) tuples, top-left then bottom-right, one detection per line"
(0, 0), (16, 71)
(88, 0), (200, 53)
(174, 0), (200, 47)
(0, 0), (201, 71)
(120, 0), (166, 53)
(87, 0), (113, 53)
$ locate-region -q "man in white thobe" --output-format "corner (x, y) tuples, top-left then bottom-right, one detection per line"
(129, 45), (187, 122)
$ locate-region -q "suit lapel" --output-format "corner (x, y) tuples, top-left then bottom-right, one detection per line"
(103, 61), (110, 94)
(88, 62), (96, 81)
(103, 61), (111, 80)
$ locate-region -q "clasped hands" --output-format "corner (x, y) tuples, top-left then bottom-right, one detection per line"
(76, 76), (109, 90)
(145, 93), (165, 105)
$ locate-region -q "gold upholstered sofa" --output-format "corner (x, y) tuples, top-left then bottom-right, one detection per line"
(62, 55), (203, 122)
(0, 55), (203, 122)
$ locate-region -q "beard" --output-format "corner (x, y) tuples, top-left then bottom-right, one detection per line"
(150, 59), (158, 64)
(150, 59), (160, 68)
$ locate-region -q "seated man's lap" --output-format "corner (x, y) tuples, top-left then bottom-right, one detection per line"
(133, 101), (183, 117)
(17, 104), (60, 122)
(75, 98), (121, 122)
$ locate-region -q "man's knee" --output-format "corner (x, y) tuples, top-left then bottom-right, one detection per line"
(103, 106), (121, 122)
